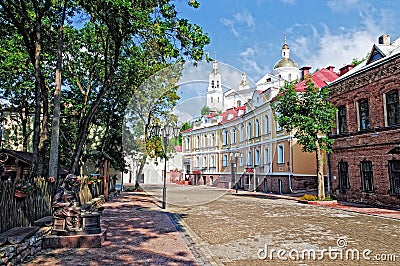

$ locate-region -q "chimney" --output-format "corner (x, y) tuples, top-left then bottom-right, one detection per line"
(339, 64), (354, 76)
(378, 34), (390, 45)
(300, 66), (312, 80)
(326, 66), (335, 72)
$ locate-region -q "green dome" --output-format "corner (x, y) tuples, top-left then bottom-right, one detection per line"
(274, 57), (298, 69)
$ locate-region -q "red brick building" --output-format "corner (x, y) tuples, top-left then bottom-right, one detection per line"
(329, 34), (400, 207)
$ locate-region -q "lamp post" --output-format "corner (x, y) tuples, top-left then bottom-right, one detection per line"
(154, 123), (180, 209)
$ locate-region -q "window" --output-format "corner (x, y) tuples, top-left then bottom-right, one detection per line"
(211, 97), (213, 103)
(223, 154), (228, 167)
(338, 161), (350, 190)
(247, 123), (252, 139)
(232, 128), (237, 144)
(277, 145), (284, 164)
(211, 80), (214, 88)
(275, 111), (282, 132)
(204, 135), (208, 147)
(338, 105), (347, 134)
(358, 99), (370, 130)
(264, 115), (269, 135)
(210, 156), (215, 167)
(196, 135), (200, 148)
(360, 160), (374, 192)
(237, 100), (241, 107)
(247, 151), (252, 166)
(389, 160), (400, 195)
(255, 119), (260, 137)
(217, 80), (220, 88)
(240, 125), (245, 142)
(185, 137), (190, 151)
(239, 154), (244, 166)
(264, 148), (269, 164)
(195, 156), (200, 168)
(255, 150), (260, 166)
(386, 90), (400, 126)
(211, 133), (215, 146)
(222, 130), (228, 145)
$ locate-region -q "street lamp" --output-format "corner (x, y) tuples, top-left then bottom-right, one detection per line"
(154, 123), (180, 209)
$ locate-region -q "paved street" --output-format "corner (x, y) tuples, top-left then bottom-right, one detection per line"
(24, 185), (400, 265)
(157, 184), (400, 265)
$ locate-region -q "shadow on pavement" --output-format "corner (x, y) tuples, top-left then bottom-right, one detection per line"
(24, 193), (197, 266)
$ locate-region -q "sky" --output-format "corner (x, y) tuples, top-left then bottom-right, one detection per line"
(175, 0), (400, 81)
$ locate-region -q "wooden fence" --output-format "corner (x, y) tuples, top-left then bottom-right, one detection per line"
(0, 177), (53, 233)
(0, 175), (109, 234)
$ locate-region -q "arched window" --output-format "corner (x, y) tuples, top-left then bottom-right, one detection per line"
(203, 156), (207, 167)
(240, 125), (245, 142)
(211, 80), (214, 88)
(264, 115), (269, 135)
(232, 128), (237, 144)
(197, 135), (200, 148)
(217, 80), (220, 88)
(211, 133), (215, 146)
(247, 122), (252, 139)
(223, 130), (228, 145)
(210, 156), (215, 167)
(204, 134), (208, 147)
(255, 149), (260, 166)
(255, 119), (260, 137)
(185, 137), (190, 150)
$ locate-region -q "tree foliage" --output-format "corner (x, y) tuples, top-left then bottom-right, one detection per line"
(272, 81), (336, 153)
(0, 0), (210, 178)
(200, 105), (211, 116)
(272, 81), (337, 199)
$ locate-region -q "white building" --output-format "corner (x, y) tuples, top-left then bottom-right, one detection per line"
(206, 37), (300, 112)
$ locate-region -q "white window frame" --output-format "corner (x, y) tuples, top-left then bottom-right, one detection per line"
(223, 154), (228, 167)
(278, 144), (284, 164)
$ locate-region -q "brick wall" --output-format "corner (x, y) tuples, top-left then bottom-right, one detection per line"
(329, 55), (400, 207)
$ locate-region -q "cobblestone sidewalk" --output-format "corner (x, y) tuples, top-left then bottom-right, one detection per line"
(23, 193), (199, 266)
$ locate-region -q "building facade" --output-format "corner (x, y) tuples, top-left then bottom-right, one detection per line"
(329, 34), (400, 207)
(182, 40), (338, 193)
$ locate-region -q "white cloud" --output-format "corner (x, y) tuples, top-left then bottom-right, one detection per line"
(288, 3), (395, 70)
(221, 10), (255, 38)
(239, 46), (270, 80)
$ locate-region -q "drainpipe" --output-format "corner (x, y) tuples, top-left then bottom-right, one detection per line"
(288, 136), (293, 193)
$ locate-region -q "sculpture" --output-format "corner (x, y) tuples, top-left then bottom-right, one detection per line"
(52, 174), (81, 232)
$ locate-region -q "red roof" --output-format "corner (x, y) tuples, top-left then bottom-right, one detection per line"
(218, 106), (246, 124)
(182, 127), (193, 133)
(294, 67), (339, 92)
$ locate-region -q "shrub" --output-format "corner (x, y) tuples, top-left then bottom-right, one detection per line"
(298, 194), (317, 201)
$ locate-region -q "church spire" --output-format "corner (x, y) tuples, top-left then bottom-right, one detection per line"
(282, 33), (290, 59)
(212, 51), (218, 74)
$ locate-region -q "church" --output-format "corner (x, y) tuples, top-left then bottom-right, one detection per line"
(206, 36), (300, 112)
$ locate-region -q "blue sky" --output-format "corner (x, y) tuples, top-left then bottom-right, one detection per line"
(176, 0), (400, 81)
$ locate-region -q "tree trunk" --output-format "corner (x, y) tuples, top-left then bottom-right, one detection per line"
(49, 1), (67, 183)
(316, 141), (325, 200)
(30, 18), (43, 179)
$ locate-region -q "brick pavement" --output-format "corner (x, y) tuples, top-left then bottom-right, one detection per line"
(23, 188), (400, 265)
(24, 192), (201, 266)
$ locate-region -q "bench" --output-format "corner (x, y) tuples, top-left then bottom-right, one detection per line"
(0, 227), (39, 246)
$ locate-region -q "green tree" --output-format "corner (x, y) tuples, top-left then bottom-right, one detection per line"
(272, 81), (336, 200)
(201, 105), (210, 116)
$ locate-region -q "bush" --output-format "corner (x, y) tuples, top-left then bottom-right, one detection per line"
(298, 194), (317, 201)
